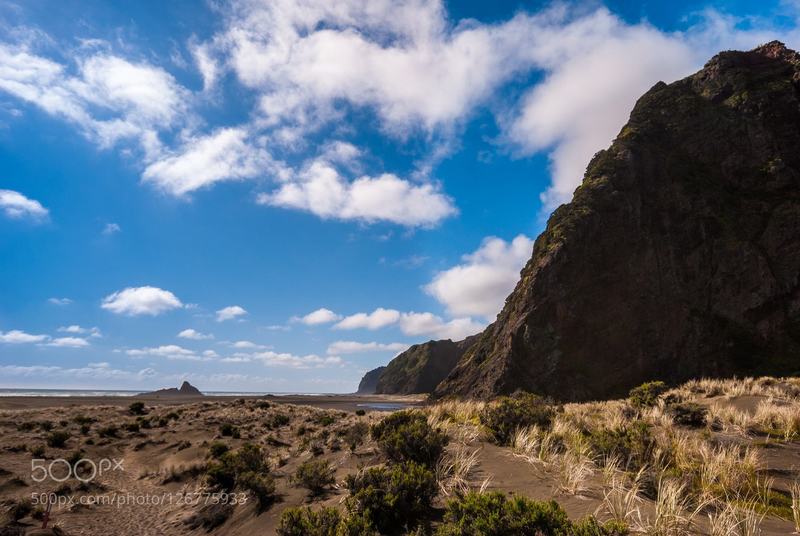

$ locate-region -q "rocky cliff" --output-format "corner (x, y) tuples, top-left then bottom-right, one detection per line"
(434, 42), (800, 401)
(356, 366), (386, 394)
(375, 336), (477, 394)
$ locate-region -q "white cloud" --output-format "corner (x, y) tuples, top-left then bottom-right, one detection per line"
(399, 312), (484, 340)
(58, 325), (102, 338)
(102, 222), (121, 235)
(0, 364), (156, 382)
(295, 307), (341, 325)
(178, 328), (214, 340)
(0, 189), (48, 220)
(142, 127), (275, 196)
(46, 337), (89, 348)
(0, 330), (48, 344)
(216, 305), (247, 322)
(252, 350), (343, 369)
(426, 234), (533, 320)
(0, 43), (189, 158)
(189, 41), (219, 92)
(326, 340), (408, 355)
(101, 286), (183, 316)
(231, 340), (267, 349)
(258, 159), (456, 227)
(48, 297), (72, 306)
(126, 344), (211, 361)
(334, 307), (400, 330)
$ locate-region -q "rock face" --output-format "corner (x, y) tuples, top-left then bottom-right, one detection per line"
(435, 42), (800, 401)
(376, 336), (477, 394)
(356, 366), (386, 394)
(142, 381), (203, 397)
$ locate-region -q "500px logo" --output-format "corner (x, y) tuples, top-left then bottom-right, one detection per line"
(31, 458), (124, 483)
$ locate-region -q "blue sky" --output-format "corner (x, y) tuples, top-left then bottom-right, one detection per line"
(1, 0), (798, 392)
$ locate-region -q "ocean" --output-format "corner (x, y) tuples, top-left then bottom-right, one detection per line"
(0, 388), (330, 397)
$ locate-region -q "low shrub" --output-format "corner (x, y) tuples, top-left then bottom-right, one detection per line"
(294, 459), (336, 497)
(220, 423), (240, 438)
(30, 445), (46, 457)
(46, 430), (70, 448)
(79, 424), (91, 435)
(668, 402), (707, 427)
(344, 462), (437, 533)
(480, 393), (555, 445)
(208, 442), (230, 459)
(355, 409), (366, 416)
(587, 421), (654, 471)
(344, 422), (369, 452)
(255, 400), (271, 409)
(629, 381), (667, 408)
(39, 421), (54, 432)
(123, 422), (140, 433)
(206, 443), (269, 492)
(128, 401), (146, 415)
(266, 413), (291, 429)
(370, 410), (448, 467)
(98, 425), (119, 438)
(316, 414), (336, 427)
(7, 498), (33, 521)
(435, 492), (625, 536)
(237, 471), (276, 511)
(277, 506), (377, 536)
(73, 415), (94, 425)
(184, 502), (234, 531)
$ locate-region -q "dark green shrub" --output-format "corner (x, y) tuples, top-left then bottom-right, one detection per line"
(98, 425), (119, 438)
(123, 422), (140, 433)
(370, 410), (448, 467)
(73, 415), (94, 425)
(668, 402), (707, 427)
(344, 422), (369, 452)
(587, 421), (654, 471)
(480, 393), (555, 445)
(267, 413), (291, 428)
(208, 442), (230, 459)
(220, 423), (239, 437)
(128, 401), (146, 415)
(255, 400), (271, 409)
(7, 498), (33, 521)
(435, 492), (623, 536)
(355, 409), (366, 416)
(46, 430), (70, 448)
(344, 462), (437, 533)
(277, 507), (376, 536)
(39, 421), (54, 432)
(629, 381), (667, 408)
(237, 471), (276, 511)
(206, 443), (268, 492)
(30, 445), (46, 457)
(17, 421), (35, 432)
(80, 424), (91, 435)
(294, 459), (336, 497)
(316, 414), (335, 427)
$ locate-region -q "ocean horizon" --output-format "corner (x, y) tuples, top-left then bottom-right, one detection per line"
(0, 388), (338, 397)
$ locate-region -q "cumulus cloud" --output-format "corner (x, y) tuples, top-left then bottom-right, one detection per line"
(142, 127), (276, 196)
(102, 222), (121, 235)
(58, 325), (102, 338)
(326, 340), (408, 355)
(46, 337), (90, 348)
(258, 159), (456, 227)
(0, 330), (48, 344)
(127, 344), (211, 361)
(399, 312), (484, 340)
(220, 350), (344, 368)
(0, 189), (48, 220)
(296, 308), (341, 325)
(102, 286), (183, 316)
(178, 328), (214, 340)
(216, 305), (247, 322)
(334, 308), (401, 330)
(426, 235), (532, 320)
(0, 42), (189, 158)
(0, 364), (156, 382)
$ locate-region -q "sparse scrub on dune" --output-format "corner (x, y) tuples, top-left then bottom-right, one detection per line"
(46, 430), (70, 448)
(435, 491), (626, 536)
(632, 478), (704, 535)
(752, 398), (800, 440)
(97, 425), (119, 438)
(293, 459), (336, 497)
(480, 393), (555, 446)
(206, 443), (275, 508)
(436, 442), (481, 496)
(277, 506), (377, 536)
(184, 501), (234, 531)
(208, 441), (229, 458)
(343, 422), (369, 452)
(791, 480), (800, 533)
(220, 422), (240, 438)
(666, 401), (707, 428)
(128, 401), (146, 415)
(586, 420), (655, 472)
(427, 400), (486, 426)
(510, 426), (562, 465)
(345, 461), (437, 534)
(629, 381), (668, 409)
(555, 449), (595, 496)
(371, 410), (448, 467)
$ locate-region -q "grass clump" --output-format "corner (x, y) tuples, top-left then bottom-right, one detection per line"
(46, 430), (70, 448)
(208, 441), (229, 459)
(344, 462), (437, 533)
(277, 506), (377, 536)
(435, 492), (625, 536)
(370, 410), (448, 467)
(480, 393), (555, 445)
(629, 381), (667, 408)
(668, 402), (707, 427)
(267, 413), (291, 429)
(294, 459), (336, 497)
(587, 421), (654, 471)
(128, 401), (146, 415)
(220, 422), (240, 438)
(206, 443), (275, 509)
(98, 425), (119, 438)
(355, 409), (366, 416)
